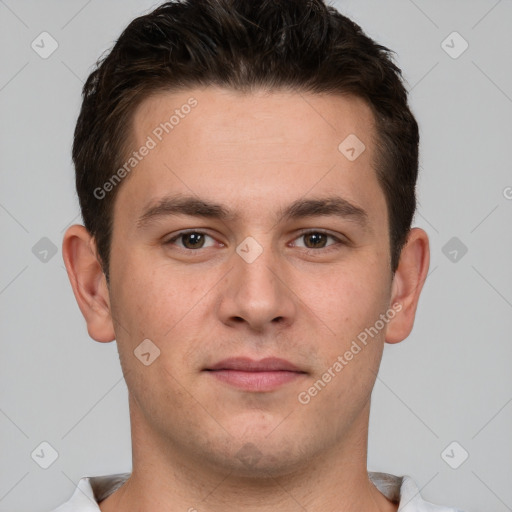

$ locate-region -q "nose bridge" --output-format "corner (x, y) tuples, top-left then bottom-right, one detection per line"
(235, 234), (282, 302)
(219, 234), (296, 330)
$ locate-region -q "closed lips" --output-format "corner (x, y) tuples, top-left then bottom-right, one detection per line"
(205, 357), (306, 373)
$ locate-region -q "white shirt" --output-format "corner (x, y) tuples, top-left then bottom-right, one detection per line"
(49, 471), (465, 511)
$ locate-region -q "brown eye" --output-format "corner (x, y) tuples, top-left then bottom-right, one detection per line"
(181, 232), (205, 249)
(165, 231), (216, 250)
(293, 231), (341, 250)
(302, 232), (329, 249)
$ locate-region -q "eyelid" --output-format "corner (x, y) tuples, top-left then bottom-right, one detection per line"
(164, 228), (347, 251)
(165, 229), (220, 249)
(290, 229), (346, 249)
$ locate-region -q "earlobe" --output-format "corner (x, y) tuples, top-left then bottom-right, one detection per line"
(62, 224), (116, 343)
(385, 227), (430, 344)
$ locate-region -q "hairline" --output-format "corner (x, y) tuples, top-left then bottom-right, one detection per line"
(100, 84), (394, 281)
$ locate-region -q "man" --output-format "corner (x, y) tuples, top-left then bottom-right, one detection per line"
(55, 0), (464, 510)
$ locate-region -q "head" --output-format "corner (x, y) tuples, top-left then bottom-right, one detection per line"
(73, 0), (419, 282)
(63, 0), (429, 479)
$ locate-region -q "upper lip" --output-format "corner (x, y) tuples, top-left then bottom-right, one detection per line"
(206, 357), (305, 372)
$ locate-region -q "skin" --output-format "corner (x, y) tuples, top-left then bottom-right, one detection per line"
(63, 87), (429, 512)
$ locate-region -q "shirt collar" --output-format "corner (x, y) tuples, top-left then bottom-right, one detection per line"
(55, 471), (459, 511)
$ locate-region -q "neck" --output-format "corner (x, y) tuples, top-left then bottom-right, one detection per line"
(99, 397), (397, 512)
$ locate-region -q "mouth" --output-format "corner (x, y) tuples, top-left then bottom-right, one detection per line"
(204, 357), (308, 392)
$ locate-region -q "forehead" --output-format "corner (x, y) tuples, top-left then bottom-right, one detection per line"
(131, 87), (377, 161)
(115, 86), (386, 234)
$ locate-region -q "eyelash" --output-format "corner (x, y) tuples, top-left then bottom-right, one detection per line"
(164, 229), (346, 253)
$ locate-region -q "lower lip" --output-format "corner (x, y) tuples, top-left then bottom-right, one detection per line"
(206, 370), (305, 391)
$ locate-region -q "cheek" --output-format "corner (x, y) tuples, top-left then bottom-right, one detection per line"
(109, 251), (218, 376)
(108, 256), (169, 346)
(311, 261), (390, 340)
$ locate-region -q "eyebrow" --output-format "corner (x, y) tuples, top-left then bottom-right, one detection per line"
(136, 194), (370, 231)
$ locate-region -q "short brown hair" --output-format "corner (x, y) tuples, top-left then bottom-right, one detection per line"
(73, 0), (419, 281)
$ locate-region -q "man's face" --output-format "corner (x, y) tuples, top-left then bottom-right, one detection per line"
(107, 87), (394, 475)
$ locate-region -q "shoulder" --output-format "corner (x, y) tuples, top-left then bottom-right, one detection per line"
(400, 474), (465, 511)
(47, 473), (131, 512)
(369, 471), (467, 512)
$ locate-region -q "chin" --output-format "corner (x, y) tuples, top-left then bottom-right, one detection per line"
(201, 435), (310, 479)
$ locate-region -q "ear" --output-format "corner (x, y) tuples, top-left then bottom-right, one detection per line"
(385, 227), (430, 344)
(62, 224), (115, 343)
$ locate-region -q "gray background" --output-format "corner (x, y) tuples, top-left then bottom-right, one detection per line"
(0, 0), (511, 511)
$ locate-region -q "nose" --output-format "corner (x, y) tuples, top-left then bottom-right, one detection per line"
(216, 239), (297, 334)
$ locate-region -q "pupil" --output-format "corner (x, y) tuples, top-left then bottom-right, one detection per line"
(306, 233), (326, 248)
(184, 233), (204, 248)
